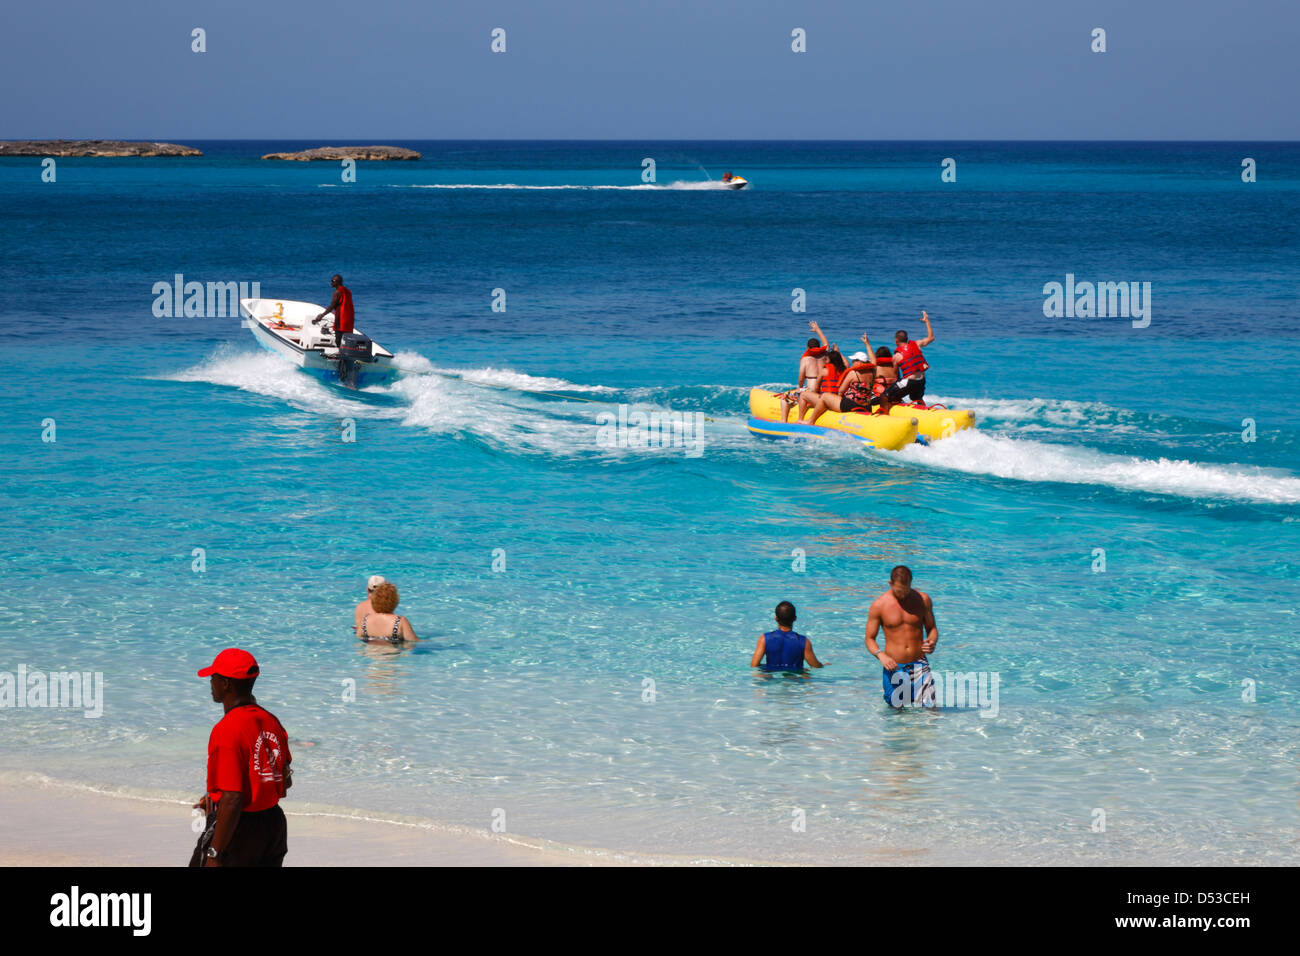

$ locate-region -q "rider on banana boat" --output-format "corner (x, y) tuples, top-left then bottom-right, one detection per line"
(871, 345), (898, 412)
(779, 321), (828, 423)
(865, 311), (934, 409)
(802, 347), (877, 421)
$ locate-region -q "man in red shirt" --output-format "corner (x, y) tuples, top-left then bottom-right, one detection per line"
(189, 648), (293, 867)
(312, 274), (354, 346)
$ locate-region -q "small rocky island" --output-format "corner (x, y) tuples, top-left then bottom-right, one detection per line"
(0, 140), (201, 157)
(261, 145), (421, 161)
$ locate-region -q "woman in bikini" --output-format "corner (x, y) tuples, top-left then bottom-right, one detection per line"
(358, 582), (420, 643)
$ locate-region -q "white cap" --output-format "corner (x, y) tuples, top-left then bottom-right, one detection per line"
(849, 351), (869, 364)
(367, 575), (386, 590)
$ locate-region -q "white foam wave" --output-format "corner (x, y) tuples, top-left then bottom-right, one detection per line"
(898, 428), (1300, 504)
(164, 348), (371, 418)
(928, 396), (1119, 426)
(417, 363), (615, 394)
(167, 348), (713, 459)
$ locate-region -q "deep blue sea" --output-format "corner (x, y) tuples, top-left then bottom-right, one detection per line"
(2, 141), (1298, 863)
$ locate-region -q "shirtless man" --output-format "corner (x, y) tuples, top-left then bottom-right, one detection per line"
(779, 321), (828, 423)
(803, 349), (873, 421)
(864, 565), (938, 708)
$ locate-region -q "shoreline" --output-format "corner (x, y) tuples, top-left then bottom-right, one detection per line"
(0, 771), (763, 867)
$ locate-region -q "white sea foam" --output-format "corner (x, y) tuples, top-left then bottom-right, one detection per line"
(165, 354), (1295, 497)
(927, 395), (1121, 426)
(411, 362), (614, 393)
(164, 348), (370, 419)
(167, 348), (711, 458)
(898, 428), (1300, 504)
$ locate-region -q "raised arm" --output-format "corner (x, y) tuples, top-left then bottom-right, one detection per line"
(917, 311), (935, 347)
(750, 634), (767, 668)
(810, 321), (828, 349)
(860, 332), (874, 356)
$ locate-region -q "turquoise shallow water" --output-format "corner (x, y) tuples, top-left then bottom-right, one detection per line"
(2, 142), (1299, 863)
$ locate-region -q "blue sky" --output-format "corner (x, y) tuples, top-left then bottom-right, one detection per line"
(2, 0), (1296, 139)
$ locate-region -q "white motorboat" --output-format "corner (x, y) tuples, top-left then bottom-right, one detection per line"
(721, 174), (748, 189)
(239, 297), (398, 389)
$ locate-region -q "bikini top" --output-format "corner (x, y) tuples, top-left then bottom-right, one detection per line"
(361, 613), (403, 643)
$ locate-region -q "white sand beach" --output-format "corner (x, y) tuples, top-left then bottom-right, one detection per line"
(0, 772), (635, 867)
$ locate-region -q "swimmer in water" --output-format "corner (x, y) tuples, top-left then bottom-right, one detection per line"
(751, 601), (826, 671)
(864, 565), (937, 708)
(358, 581), (419, 643)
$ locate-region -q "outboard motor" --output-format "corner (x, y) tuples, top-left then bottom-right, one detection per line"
(337, 332), (374, 389)
(339, 333), (373, 362)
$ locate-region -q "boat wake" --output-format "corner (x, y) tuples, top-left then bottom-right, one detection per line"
(895, 427), (1300, 505)
(164, 355), (1300, 502)
(165, 347), (724, 459)
(165, 347), (363, 416)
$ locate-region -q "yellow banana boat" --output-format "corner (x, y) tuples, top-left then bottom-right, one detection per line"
(891, 404), (976, 442)
(747, 388), (976, 448)
(747, 388), (918, 450)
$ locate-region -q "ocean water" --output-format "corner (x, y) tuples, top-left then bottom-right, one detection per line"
(2, 141), (1298, 864)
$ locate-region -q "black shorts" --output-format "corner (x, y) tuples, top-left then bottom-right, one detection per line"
(888, 377), (926, 404)
(189, 804), (288, 867)
(841, 397), (869, 413)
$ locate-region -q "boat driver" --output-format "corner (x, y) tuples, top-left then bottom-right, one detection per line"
(311, 274), (355, 347)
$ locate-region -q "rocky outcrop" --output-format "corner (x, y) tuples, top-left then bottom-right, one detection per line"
(0, 140), (201, 157)
(261, 145), (421, 161)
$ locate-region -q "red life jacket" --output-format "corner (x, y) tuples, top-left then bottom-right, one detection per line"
(802, 346), (827, 358)
(821, 363), (843, 392)
(336, 285), (355, 333)
(895, 341), (928, 379)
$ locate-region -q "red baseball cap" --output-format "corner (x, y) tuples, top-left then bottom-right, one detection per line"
(197, 648), (260, 680)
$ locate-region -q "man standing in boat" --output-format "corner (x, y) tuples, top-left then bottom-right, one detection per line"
(311, 274), (354, 347)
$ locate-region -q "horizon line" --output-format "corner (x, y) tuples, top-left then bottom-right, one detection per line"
(5, 137), (1299, 144)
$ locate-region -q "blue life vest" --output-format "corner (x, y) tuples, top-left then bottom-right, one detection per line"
(762, 629), (807, 671)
